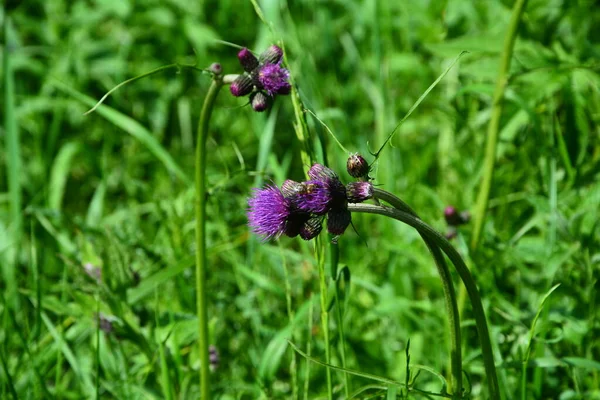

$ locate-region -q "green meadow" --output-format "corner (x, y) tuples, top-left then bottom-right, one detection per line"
(1, 1), (599, 399)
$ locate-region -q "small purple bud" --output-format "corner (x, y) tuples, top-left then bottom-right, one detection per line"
(209, 345), (219, 369)
(237, 48), (259, 72)
(347, 153), (369, 178)
(208, 62), (222, 75)
(250, 91), (270, 112)
(444, 206), (470, 226)
(300, 217), (323, 240)
(230, 75), (254, 97)
(327, 208), (351, 236)
(259, 45), (284, 64)
(346, 182), (373, 203)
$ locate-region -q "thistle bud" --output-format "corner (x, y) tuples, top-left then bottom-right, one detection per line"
(327, 209), (352, 235)
(208, 62), (222, 75)
(300, 217), (323, 240)
(237, 48), (259, 72)
(250, 91), (270, 112)
(346, 153), (369, 178)
(444, 206), (469, 226)
(230, 75), (254, 97)
(209, 345), (219, 369)
(259, 45), (283, 64)
(346, 182), (373, 203)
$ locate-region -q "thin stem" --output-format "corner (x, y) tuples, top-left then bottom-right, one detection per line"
(195, 77), (223, 399)
(373, 189), (462, 397)
(347, 202), (500, 400)
(315, 237), (333, 400)
(470, 0), (529, 251)
(333, 271), (350, 398)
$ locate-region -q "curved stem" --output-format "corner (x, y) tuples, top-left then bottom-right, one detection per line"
(195, 78), (223, 399)
(470, 0), (529, 251)
(373, 189), (462, 397)
(348, 202), (500, 400)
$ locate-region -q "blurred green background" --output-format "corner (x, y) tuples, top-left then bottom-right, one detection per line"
(1, 0), (599, 398)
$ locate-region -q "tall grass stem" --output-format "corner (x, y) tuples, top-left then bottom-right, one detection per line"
(195, 78), (223, 399)
(470, 0), (529, 251)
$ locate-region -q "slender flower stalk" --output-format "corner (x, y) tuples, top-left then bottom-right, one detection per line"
(347, 200), (501, 400)
(373, 189), (462, 396)
(471, 0), (529, 252)
(196, 77), (223, 399)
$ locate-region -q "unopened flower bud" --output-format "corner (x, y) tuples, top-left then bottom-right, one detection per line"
(208, 62), (222, 75)
(346, 182), (373, 203)
(444, 206), (469, 226)
(346, 153), (369, 178)
(327, 208), (351, 235)
(209, 345), (219, 369)
(237, 48), (259, 72)
(250, 91), (270, 112)
(300, 217), (323, 240)
(230, 75), (254, 97)
(259, 45), (283, 64)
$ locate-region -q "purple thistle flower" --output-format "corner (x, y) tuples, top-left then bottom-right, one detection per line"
(248, 185), (292, 239)
(230, 45), (291, 112)
(258, 63), (291, 96)
(291, 180), (331, 214)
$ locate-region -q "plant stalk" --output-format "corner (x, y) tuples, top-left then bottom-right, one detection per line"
(373, 189), (462, 396)
(347, 202), (500, 400)
(195, 77), (223, 399)
(470, 0), (529, 251)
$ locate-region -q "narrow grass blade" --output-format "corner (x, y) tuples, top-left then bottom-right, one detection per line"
(52, 80), (190, 184)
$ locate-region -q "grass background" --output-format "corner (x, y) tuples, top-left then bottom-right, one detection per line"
(1, 0), (599, 398)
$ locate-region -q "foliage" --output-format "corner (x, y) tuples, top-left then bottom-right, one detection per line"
(1, 0), (599, 398)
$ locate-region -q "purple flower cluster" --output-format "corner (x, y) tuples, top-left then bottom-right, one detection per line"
(230, 45), (291, 112)
(248, 164), (373, 241)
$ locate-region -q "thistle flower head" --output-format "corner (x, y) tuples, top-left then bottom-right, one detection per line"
(230, 75), (254, 97)
(258, 63), (291, 95)
(247, 185), (291, 239)
(248, 163), (374, 241)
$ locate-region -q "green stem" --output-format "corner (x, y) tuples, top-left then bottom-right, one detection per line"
(373, 189), (462, 397)
(347, 202), (500, 400)
(195, 77), (223, 399)
(333, 268), (350, 398)
(316, 237), (333, 400)
(470, 0), (529, 251)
